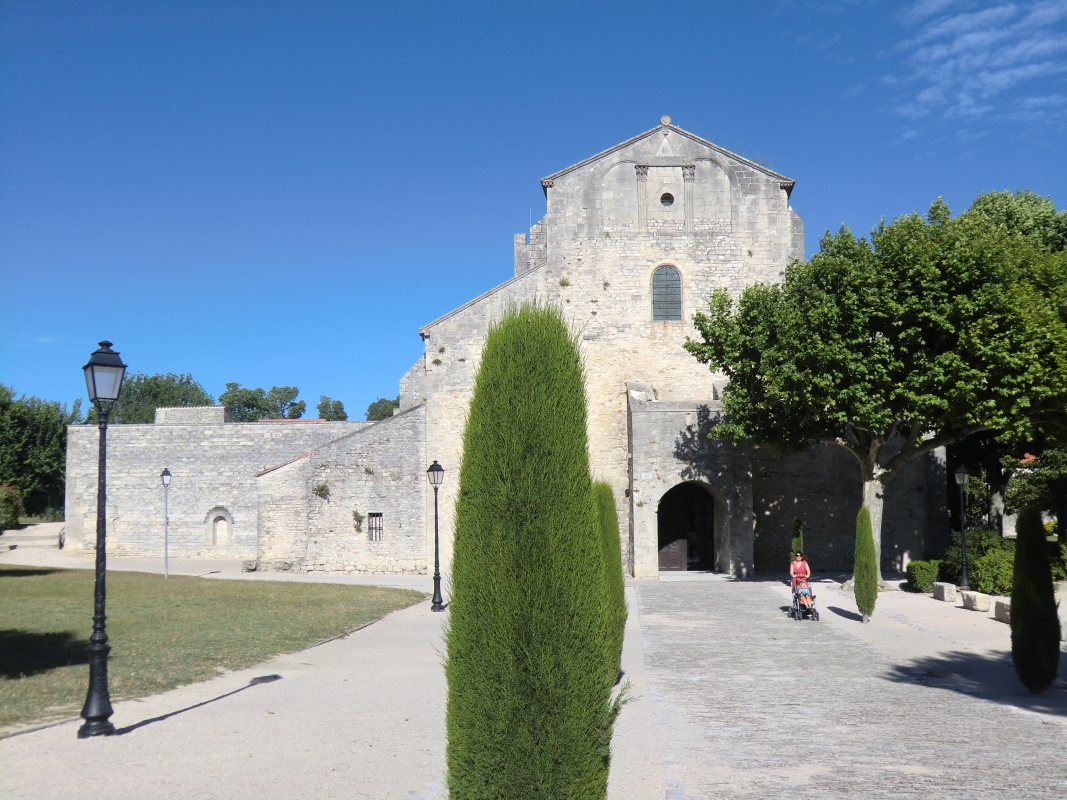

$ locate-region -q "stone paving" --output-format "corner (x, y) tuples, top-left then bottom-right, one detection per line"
(634, 578), (1067, 799)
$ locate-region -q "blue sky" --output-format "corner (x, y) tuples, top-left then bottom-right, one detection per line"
(2, 0), (1065, 418)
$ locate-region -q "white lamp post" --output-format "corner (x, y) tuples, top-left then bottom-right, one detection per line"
(161, 469), (172, 578)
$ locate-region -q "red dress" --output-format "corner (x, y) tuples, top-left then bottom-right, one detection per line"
(790, 560), (810, 589)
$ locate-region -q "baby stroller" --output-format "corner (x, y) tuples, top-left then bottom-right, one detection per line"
(791, 578), (819, 621)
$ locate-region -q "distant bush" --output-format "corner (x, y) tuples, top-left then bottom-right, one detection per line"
(0, 485), (22, 531)
(939, 528), (1012, 585)
(971, 548), (1015, 596)
(906, 560), (941, 593)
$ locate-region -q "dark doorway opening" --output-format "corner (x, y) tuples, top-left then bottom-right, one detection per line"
(658, 482), (715, 571)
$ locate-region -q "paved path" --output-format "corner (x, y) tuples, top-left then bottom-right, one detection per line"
(633, 577), (1067, 799)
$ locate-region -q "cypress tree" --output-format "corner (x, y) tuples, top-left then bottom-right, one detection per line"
(791, 517), (804, 559)
(445, 304), (619, 799)
(1011, 506), (1061, 694)
(853, 507), (878, 622)
(593, 480), (627, 674)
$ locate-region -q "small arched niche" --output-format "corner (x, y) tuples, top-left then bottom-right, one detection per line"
(203, 506), (234, 546)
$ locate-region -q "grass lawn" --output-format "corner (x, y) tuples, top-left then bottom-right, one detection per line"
(0, 565), (426, 730)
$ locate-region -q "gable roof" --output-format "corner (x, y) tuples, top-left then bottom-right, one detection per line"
(541, 122), (795, 195)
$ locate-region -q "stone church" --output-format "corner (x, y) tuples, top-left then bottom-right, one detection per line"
(65, 118), (948, 578)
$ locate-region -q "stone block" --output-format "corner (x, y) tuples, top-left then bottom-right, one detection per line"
(241, 559), (257, 572)
(932, 582), (957, 602)
(994, 599), (1011, 624)
(961, 591), (990, 612)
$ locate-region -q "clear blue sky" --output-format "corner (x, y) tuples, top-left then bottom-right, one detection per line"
(2, 0), (1065, 418)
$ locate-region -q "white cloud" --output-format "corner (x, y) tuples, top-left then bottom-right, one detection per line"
(894, 0), (1067, 122)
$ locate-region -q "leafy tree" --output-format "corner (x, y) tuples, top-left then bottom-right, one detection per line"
(445, 304), (622, 798)
(0, 385), (83, 515)
(316, 395), (348, 421)
(366, 396), (399, 421)
(1011, 506), (1060, 694)
(968, 189), (1067, 253)
(219, 383), (305, 422)
(87, 372), (214, 424)
(1006, 449), (1067, 541)
(0, 485), (22, 530)
(791, 517), (804, 559)
(686, 200), (1066, 579)
(853, 508), (878, 621)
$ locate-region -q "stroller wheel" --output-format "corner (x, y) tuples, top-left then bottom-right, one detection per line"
(813, 610), (820, 621)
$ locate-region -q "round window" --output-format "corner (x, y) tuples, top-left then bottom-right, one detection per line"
(660, 193), (674, 207)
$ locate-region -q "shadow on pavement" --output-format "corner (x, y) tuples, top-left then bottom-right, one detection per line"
(115, 674), (283, 735)
(883, 650), (1067, 718)
(0, 630), (90, 678)
(827, 606), (863, 622)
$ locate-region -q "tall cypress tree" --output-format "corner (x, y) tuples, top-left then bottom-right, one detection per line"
(1011, 506), (1061, 694)
(854, 507), (878, 622)
(593, 480), (627, 674)
(445, 304), (619, 799)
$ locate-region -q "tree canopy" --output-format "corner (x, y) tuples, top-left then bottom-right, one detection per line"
(685, 198), (1067, 575)
(219, 383), (306, 422)
(316, 395), (348, 421)
(366, 396), (399, 421)
(90, 372), (214, 424)
(0, 385), (83, 514)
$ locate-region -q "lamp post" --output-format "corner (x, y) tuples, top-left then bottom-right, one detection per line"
(78, 341), (127, 738)
(955, 464), (970, 591)
(426, 460), (445, 612)
(161, 469), (172, 578)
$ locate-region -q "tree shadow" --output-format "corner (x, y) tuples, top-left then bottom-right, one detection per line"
(0, 568), (59, 578)
(114, 674), (283, 735)
(883, 650), (1067, 718)
(0, 630), (90, 678)
(827, 606), (863, 622)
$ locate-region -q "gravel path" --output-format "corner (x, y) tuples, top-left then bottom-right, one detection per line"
(635, 578), (1067, 799)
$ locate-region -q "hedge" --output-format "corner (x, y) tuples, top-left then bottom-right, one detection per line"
(445, 304), (621, 799)
(593, 481), (627, 675)
(905, 559), (941, 593)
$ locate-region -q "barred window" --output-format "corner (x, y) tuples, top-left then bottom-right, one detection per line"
(368, 513), (383, 542)
(651, 266), (682, 321)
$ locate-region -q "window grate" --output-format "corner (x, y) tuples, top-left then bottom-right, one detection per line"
(368, 513), (383, 542)
(651, 266), (682, 321)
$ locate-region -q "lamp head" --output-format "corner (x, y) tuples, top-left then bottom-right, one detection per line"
(160, 468), (172, 487)
(954, 464), (970, 487)
(82, 341), (127, 409)
(426, 460), (444, 488)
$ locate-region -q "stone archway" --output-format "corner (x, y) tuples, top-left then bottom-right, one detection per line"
(657, 481), (719, 571)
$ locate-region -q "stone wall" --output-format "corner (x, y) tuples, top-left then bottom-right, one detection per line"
(255, 405), (428, 573)
(65, 418), (367, 557)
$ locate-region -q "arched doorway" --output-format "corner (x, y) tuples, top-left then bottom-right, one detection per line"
(658, 482), (715, 571)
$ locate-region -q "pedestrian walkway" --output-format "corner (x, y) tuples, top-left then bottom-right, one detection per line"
(633, 577), (1067, 798)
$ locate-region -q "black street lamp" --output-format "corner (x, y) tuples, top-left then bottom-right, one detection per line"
(955, 464), (970, 591)
(78, 341), (127, 738)
(427, 460), (445, 612)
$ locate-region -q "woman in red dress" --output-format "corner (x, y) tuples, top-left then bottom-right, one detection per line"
(790, 551), (811, 589)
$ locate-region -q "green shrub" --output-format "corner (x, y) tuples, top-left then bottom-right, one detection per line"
(1049, 542), (1067, 583)
(939, 527), (1012, 585)
(445, 304), (621, 799)
(906, 560), (941, 592)
(791, 517), (804, 559)
(593, 481), (627, 674)
(971, 548), (1015, 595)
(0, 485), (22, 531)
(853, 507), (878, 620)
(1011, 506), (1061, 694)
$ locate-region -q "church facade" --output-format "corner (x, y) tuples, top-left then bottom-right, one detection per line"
(65, 119), (949, 577)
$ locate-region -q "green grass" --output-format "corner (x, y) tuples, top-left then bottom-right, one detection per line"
(0, 565), (425, 730)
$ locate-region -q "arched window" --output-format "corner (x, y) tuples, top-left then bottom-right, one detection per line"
(651, 266), (682, 321)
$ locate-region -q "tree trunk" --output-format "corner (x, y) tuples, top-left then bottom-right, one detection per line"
(861, 478), (885, 582)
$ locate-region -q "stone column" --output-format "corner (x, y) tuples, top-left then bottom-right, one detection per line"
(635, 164), (648, 232)
(682, 164), (695, 233)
